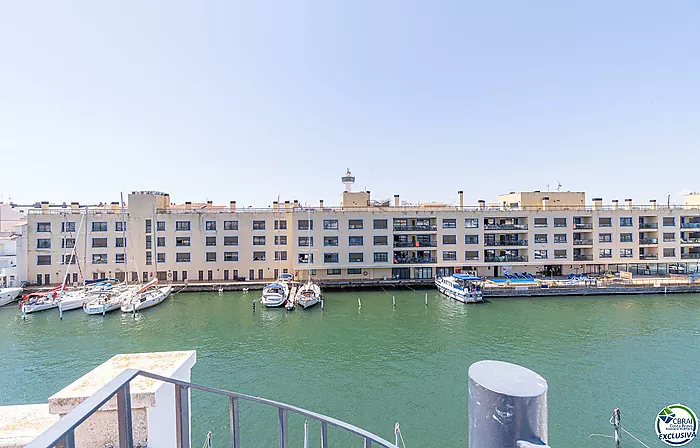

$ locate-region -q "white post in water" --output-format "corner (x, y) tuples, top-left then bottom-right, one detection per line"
(320, 299), (324, 310)
(303, 421), (309, 448)
(392, 296), (396, 307)
(59, 305), (63, 320)
(425, 293), (428, 306)
(612, 408), (621, 446)
(358, 298), (361, 309)
(468, 360), (549, 448)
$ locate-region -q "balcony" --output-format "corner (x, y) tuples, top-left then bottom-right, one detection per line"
(484, 224), (528, 231)
(484, 255), (528, 263)
(663, 238), (676, 243)
(573, 239), (593, 245)
(681, 222), (700, 229)
(639, 238), (658, 245)
(572, 223), (593, 230)
(681, 253), (700, 259)
(639, 223), (658, 229)
(393, 225), (437, 232)
(599, 253), (612, 259)
(574, 254), (593, 261)
(393, 257), (437, 264)
(484, 240), (528, 247)
(681, 238), (700, 245)
(639, 254), (659, 260)
(393, 241), (437, 247)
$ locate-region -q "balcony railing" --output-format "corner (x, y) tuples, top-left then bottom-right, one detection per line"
(639, 254), (659, 260)
(393, 241), (437, 247)
(484, 255), (528, 262)
(483, 240), (528, 247)
(681, 222), (700, 229)
(663, 238), (676, 243)
(573, 254), (593, 261)
(639, 238), (658, 245)
(572, 223), (593, 230)
(483, 224), (528, 231)
(681, 253), (700, 259)
(393, 225), (437, 232)
(26, 369), (398, 448)
(599, 254), (613, 259)
(681, 238), (700, 245)
(573, 239), (593, 245)
(639, 223), (658, 229)
(393, 257), (437, 264)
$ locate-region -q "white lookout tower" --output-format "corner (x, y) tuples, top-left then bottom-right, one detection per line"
(341, 168), (356, 192)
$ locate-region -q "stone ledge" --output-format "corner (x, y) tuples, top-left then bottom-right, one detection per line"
(0, 404), (59, 448)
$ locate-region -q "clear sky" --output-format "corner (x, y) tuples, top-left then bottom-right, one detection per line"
(1, 1), (698, 207)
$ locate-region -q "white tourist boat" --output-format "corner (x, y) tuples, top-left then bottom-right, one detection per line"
(121, 279), (173, 313)
(261, 282), (289, 307)
(84, 286), (137, 315)
(434, 274), (484, 303)
(0, 287), (23, 307)
(295, 281), (321, 309)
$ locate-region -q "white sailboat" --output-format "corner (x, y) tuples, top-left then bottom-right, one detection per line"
(0, 287), (23, 307)
(120, 279), (173, 313)
(19, 285), (64, 314)
(295, 206), (322, 309)
(84, 286), (138, 315)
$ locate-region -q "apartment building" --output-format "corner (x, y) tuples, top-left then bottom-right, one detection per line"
(25, 184), (700, 285)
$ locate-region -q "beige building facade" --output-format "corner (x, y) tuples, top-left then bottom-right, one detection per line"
(25, 189), (700, 285)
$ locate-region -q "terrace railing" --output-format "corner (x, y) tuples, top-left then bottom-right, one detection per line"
(392, 225), (438, 232)
(484, 255), (528, 262)
(484, 240), (528, 247)
(639, 223), (659, 229)
(393, 241), (437, 247)
(483, 224), (528, 231)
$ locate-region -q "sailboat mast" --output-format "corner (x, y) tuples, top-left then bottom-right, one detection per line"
(120, 193), (128, 286)
(307, 205), (312, 282)
(83, 205), (88, 286)
(62, 212), (85, 291)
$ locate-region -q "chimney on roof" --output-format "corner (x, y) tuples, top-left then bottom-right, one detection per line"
(230, 201), (236, 211)
(41, 201), (49, 210)
(625, 198), (633, 210)
(394, 194), (400, 207)
(478, 200), (486, 210)
(273, 201), (278, 212)
(649, 199), (657, 210)
(592, 198), (603, 211)
(458, 191), (464, 209)
(207, 200), (213, 206)
(541, 196), (550, 211)
(71, 202), (80, 210)
(319, 200), (324, 208)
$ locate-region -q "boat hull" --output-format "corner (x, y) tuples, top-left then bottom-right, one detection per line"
(297, 297), (320, 309)
(261, 297), (287, 307)
(22, 301), (59, 313)
(121, 286), (172, 313)
(0, 288), (23, 307)
(435, 279), (483, 304)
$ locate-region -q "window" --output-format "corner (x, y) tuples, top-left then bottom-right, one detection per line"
(552, 218), (566, 228)
(37, 222), (51, 232)
(157, 253), (165, 263)
(349, 236), (364, 246)
(327, 269), (341, 275)
(298, 253), (313, 263)
(442, 219), (457, 229)
(598, 218), (612, 227)
(146, 219), (152, 233)
(534, 250), (548, 259)
(599, 249), (613, 258)
(553, 234), (567, 243)
(62, 238), (75, 249)
(554, 249), (567, 259)
(534, 218), (548, 228)
(253, 221), (266, 230)
(253, 236), (266, 246)
(465, 250), (479, 260)
(205, 221), (217, 231)
(176, 237), (191, 247)
(206, 252), (217, 262)
(115, 221), (127, 232)
(224, 236), (239, 246)
(176, 221), (191, 231)
(275, 235), (287, 245)
(348, 219), (363, 230)
(298, 219), (314, 230)
(274, 220), (287, 230)
(620, 248), (633, 258)
(92, 254), (108, 264)
(115, 253), (125, 264)
(275, 251), (288, 261)
(373, 236), (388, 246)
(373, 219), (388, 229)
(442, 235), (457, 245)
(374, 252), (389, 263)
(413, 267), (433, 279)
(224, 221), (238, 231)
(442, 251), (457, 261)
(465, 235), (479, 244)
(324, 253), (339, 263)
(253, 251), (266, 261)
(347, 268), (362, 275)
(146, 235), (152, 249)
(92, 237), (108, 248)
(298, 236), (313, 247)
(116, 237), (127, 248)
(206, 236), (217, 246)
(620, 233), (633, 243)
(534, 234), (547, 244)
(37, 238), (51, 249)
(224, 252), (239, 262)
(156, 237), (165, 247)
(349, 253), (364, 263)
(61, 222), (75, 233)
(663, 217), (675, 227)
(92, 222), (107, 232)
(146, 251), (152, 265)
(620, 217), (633, 227)
(324, 236), (339, 246)
(176, 253), (191, 262)
(465, 218), (479, 228)
(323, 219), (338, 230)
(663, 248), (676, 258)
(599, 233), (612, 243)
(157, 221), (166, 232)
(37, 255), (51, 265)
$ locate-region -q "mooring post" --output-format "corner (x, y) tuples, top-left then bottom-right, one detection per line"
(320, 299), (324, 310)
(425, 293), (428, 306)
(358, 298), (361, 309)
(468, 360), (550, 448)
(392, 296), (396, 307)
(612, 408), (621, 446)
(252, 300), (256, 313)
(59, 305), (63, 320)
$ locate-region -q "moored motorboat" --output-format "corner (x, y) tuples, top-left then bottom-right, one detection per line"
(0, 287), (23, 307)
(295, 281), (321, 309)
(121, 279), (173, 313)
(261, 282), (289, 307)
(434, 274), (484, 303)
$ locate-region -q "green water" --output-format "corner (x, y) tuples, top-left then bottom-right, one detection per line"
(1, 291), (699, 447)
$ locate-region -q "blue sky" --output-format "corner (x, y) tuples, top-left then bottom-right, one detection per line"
(1, 1), (698, 207)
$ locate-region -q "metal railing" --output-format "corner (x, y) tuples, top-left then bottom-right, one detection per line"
(484, 240), (528, 247)
(639, 223), (658, 229)
(393, 241), (437, 247)
(26, 369), (398, 448)
(393, 257), (437, 264)
(639, 254), (659, 260)
(392, 225), (437, 232)
(573, 255), (593, 261)
(639, 238), (658, 245)
(572, 239), (593, 245)
(483, 224), (528, 231)
(484, 255), (528, 262)
(681, 222), (700, 228)
(681, 238), (700, 244)
(681, 253), (700, 259)
(572, 223), (593, 229)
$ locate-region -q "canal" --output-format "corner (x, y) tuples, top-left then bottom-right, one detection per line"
(1, 290), (698, 447)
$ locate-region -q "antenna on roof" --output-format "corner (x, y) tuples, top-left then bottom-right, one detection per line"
(546, 184), (550, 192)
(557, 182), (562, 192)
